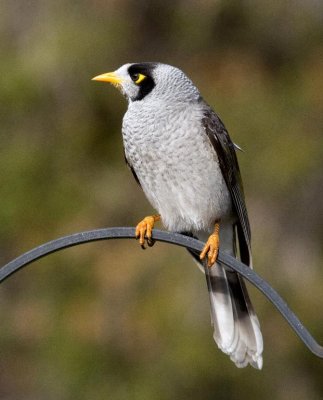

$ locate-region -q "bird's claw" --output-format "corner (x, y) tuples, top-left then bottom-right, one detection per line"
(200, 232), (220, 267)
(135, 216), (157, 249)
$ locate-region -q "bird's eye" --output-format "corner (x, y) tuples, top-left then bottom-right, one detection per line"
(131, 73), (146, 84)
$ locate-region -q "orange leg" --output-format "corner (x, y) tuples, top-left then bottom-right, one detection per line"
(200, 222), (220, 267)
(135, 214), (161, 249)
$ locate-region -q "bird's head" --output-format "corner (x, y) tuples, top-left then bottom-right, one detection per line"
(92, 62), (201, 103)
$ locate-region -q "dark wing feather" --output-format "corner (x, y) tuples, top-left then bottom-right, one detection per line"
(124, 151), (141, 187)
(202, 107), (252, 266)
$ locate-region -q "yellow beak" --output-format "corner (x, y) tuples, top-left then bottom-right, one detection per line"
(91, 71), (123, 84)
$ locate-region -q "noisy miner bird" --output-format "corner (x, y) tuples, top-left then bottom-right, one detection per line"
(92, 62), (263, 369)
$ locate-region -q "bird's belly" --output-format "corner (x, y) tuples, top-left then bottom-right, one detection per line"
(142, 160), (231, 232)
(124, 118), (232, 232)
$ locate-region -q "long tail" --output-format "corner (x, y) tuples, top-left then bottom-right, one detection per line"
(187, 225), (263, 369)
(205, 262), (263, 368)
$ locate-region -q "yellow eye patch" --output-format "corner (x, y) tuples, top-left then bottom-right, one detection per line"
(133, 73), (146, 84)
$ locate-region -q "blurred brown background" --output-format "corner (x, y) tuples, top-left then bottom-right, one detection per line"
(0, 1), (323, 399)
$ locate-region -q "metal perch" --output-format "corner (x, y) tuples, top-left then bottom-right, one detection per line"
(0, 227), (322, 358)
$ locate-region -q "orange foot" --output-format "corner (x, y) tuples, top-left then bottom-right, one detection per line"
(200, 223), (220, 267)
(135, 214), (161, 249)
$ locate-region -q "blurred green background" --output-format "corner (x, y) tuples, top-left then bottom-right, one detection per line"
(1, 1), (323, 399)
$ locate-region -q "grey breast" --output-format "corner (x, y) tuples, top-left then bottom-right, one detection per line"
(122, 99), (232, 233)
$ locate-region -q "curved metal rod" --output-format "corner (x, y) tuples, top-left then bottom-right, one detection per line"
(0, 227), (322, 358)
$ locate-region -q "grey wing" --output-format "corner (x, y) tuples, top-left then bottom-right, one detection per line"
(202, 107), (252, 266)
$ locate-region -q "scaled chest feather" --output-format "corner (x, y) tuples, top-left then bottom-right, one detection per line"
(122, 102), (232, 232)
